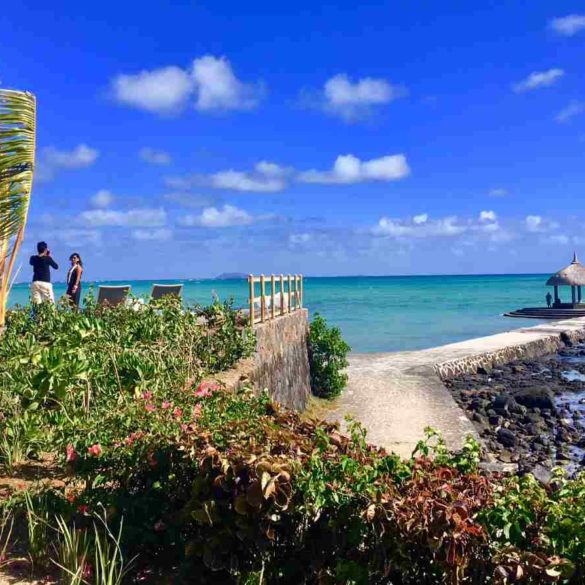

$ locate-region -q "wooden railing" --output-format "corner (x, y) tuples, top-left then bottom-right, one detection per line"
(248, 274), (303, 325)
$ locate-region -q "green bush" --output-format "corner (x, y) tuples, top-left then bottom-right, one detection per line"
(308, 312), (351, 398)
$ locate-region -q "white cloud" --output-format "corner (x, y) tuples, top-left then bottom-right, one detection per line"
(139, 147), (171, 165)
(299, 154), (410, 184)
(489, 188), (508, 197)
(192, 55), (262, 112)
(480, 210), (497, 222)
(112, 66), (193, 114)
(131, 228), (172, 241)
(91, 189), (114, 208)
(179, 204), (256, 228)
(413, 213), (428, 224)
(320, 74), (404, 120)
(373, 215), (467, 238)
(556, 101), (585, 123)
(548, 234), (570, 245)
(525, 215), (543, 232)
(512, 68), (564, 93)
(111, 55), (262, 115)
(167, 161), (289, 193)
(37, 144), (99, 182)
(80, 208), (167, 227)
(550, 14), (585, 36)
(289, 233), (312, 245)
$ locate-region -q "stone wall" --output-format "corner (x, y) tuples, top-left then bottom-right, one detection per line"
(435, 328), (585, 380)
(214, 309), (311, 411)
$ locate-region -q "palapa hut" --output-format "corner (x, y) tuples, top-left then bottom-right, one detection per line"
(546, 252), (585, 307)
(505, 252), (585, 319)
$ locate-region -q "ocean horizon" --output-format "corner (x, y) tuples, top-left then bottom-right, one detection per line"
(8, 273), (551, 353)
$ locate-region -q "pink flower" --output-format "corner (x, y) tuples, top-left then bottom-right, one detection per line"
(66, 493), (76, 503)
(172, 406), (183, 419)
(142, 391), (153, 400)
(87, 444), (102, 457)
(78, 504), (89, 514)
(82, 561), (94, 580)
(66, 444), (78, 462)
(161, 400), (172, 410)
(145, 403), (156, 413)
(194, 381), (219, 398)
(193, 404), (202, 419)
(154, 520), (166, 532)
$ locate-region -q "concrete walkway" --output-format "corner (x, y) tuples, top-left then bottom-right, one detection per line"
(326, 317), (585, 458)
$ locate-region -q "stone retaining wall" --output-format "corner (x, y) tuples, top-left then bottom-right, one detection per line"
(435, 327), (585, 380)
(214, 309), (311, 411)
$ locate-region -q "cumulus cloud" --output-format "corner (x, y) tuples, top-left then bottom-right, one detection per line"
(289, 233), (312, 246)
(79, 208), (167, 227)
(319, 74), (405, 120)
(167, 161), (290, 193)
(555, 101), (585, 123)
(91, 189), (114, 209)
(299, 154), (410, 184)
(111, 55), (262, 115)
(112, 66), (193, 113)
(139, 147), (171, 165)
(512, 68), (564, 93)
(373, 215), (467, 238)
(479, 210), (497, 222)
(524, 215), (544, 232)
(413, 213), (428, 225)
(131, 228), (172, 241)
(192, 55), (263, 112)
(179, 204), (258, 228)
(37, 144), (99, 182)
(549, 14), (585, 36)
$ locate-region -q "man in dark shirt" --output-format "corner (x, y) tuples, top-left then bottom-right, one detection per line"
(30, 241), (59, 303)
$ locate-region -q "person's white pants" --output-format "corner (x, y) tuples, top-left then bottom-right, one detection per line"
(30, 281), (55, 304)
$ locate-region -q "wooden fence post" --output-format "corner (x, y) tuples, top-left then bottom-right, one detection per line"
(260, 274), (266, 322)
(270, 274), (275, 320)
(287, 275), (292, 313)
(280, 274), (284, 315)
(300, 275), (304, 308)
(248, 274), (254, 326)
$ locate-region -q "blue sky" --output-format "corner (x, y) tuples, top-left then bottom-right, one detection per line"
(2, 1), (585, 280)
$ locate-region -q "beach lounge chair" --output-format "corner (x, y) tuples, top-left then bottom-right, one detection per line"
(151, 283), (183, 301)
(97, 285), (131, 307)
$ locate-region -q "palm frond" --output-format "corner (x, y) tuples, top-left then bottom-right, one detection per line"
(0, 89), (37, 325)
(0, 90), (36, 242)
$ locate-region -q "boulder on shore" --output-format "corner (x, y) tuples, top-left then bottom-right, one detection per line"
(511, 387), (556, 412)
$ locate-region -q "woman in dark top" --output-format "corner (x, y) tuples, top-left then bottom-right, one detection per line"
(66, 253), (83, 308)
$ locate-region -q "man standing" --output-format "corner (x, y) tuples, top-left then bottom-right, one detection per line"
(30, 241), (58, 303)
(546, 291), (552, 308)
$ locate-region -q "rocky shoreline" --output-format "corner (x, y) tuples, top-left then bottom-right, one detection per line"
(444, 338), (585, 479)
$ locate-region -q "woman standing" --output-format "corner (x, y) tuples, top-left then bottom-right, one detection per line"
(66, 253), (83, 308)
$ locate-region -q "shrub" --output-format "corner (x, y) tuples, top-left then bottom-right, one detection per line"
(308, 312), (351, 398)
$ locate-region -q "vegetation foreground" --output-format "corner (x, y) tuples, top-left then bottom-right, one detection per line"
(0, 299), (584, 583)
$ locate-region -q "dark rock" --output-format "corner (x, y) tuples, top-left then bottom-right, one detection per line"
(531, 464), (553, 484)
(477, 365), (492, 375)
(497, 428), (517, 448)
(472, 412), (488, 426)
(489, 415), (503, 426)
(512, 388), (556, 411)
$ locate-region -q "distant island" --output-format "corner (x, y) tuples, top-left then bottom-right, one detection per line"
(215, 272), (248, 280)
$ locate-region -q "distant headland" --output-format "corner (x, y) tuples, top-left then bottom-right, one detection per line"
(215, 272), (248, 280)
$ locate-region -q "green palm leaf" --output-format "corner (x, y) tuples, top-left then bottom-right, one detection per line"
(0, 89), (37, 325)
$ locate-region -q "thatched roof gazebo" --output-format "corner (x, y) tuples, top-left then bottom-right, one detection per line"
(546, 252), (585, 306)
(505, 252), (585, 319)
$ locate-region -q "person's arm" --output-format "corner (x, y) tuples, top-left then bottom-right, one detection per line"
(49, 257), (58, 270)
(73, 267), (83, 290)
(29, 255), (35, 266)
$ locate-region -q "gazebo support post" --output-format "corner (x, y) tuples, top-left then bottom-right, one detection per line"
(572, 286), (577, 305)
(579, 286), (583, 304)
(554, 285), (559, 305)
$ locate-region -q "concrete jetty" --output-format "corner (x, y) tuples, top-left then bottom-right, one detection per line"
(326, 317), (585, 457)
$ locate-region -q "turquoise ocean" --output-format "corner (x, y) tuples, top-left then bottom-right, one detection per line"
(9, 275), (549, 353)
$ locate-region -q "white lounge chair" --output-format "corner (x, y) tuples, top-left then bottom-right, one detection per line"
(151, 283), (183, 301)
(97, 285), (131, 307)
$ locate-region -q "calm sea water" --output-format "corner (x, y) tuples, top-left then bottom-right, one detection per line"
(9, 275), (550, 353)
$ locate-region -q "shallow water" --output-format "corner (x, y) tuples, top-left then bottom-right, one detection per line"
(9, 274), (549, 352)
